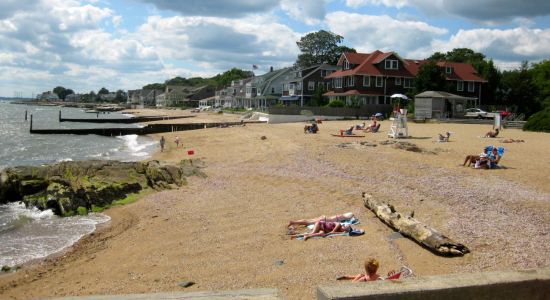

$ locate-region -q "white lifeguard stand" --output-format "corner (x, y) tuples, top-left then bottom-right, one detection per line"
(388, 109), (409, 138)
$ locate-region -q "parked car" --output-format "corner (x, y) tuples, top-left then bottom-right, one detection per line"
(464, 108), (494, 119)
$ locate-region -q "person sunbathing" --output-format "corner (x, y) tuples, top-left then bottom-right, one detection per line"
(463, 147), (489, 167)
(437, 132), (451, 142)
(484, 128), (500, 138)
(337, 258), (396, 282)
(290, 220), (352, 241)
(355, 122), (366, 130)
(288, 212), (354, 228)
(339, 126), (354, 136)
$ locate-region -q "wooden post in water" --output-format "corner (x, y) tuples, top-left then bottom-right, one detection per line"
(25, 110), (28, 121)
(30, 114), (33, 132)
(59, 110), (61, 122)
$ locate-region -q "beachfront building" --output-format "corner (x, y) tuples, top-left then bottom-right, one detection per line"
(241, 67), (294, 109)
(127, 89), (163, 107)
(156, 85), (215, 108)
(214, 78), (253, 108)
(325, 50), (486, 107)
(280, 64), (337, 106)
(99, 92), (117, 102)
(36, 91), (60, 101)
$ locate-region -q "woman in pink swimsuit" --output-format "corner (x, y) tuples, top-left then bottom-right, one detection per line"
(291, 221), (351, 241)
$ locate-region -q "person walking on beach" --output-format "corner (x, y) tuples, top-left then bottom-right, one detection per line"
(160, 136), (166, 152)
(174, 136), (180, 148)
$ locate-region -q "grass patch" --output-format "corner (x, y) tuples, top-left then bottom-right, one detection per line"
(91, 188), (154, 213)
(77, 206), (88, 216)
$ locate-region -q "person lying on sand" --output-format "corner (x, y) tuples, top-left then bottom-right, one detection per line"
(355, 122), (366, 130)
(337, 258), (396, 282)
(290, 221), (352, 241)
(288, 212), (354, 228)
(484, 128), (500, 138)
(501, 139), (524, 143)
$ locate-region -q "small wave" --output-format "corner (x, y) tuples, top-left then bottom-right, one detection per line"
(56, 158), (73, 163)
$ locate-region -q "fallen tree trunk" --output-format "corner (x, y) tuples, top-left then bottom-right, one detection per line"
(363, 192), (469, 256)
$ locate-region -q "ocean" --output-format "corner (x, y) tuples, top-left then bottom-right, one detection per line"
(0, 101), (158, 267)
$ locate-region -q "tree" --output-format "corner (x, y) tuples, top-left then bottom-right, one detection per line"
(414, 61), (448, 93)
(310, 85), (328, 106)
(114, 90), (126, 103)
(98, 87), (109, 95)
(296, 30), (355, 68)
(211, 68), (254, 87)
(530, 59), (550, 108)
(53, 86), (74, 101)
(500, 62), (539, 116)
(143, 83), (166, 90)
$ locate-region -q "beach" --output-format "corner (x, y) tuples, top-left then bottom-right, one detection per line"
(1, 110), (549, 299)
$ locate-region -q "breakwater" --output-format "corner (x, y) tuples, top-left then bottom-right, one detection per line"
(30, 118), (264, 136)
(58, 111), (195, 123)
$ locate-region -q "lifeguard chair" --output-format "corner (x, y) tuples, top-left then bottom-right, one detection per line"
(388, 109), (408, 138)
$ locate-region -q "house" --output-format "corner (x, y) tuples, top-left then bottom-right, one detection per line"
(414, 91), (477, 119)
(99, 92), (117, 102)
(127, 89), (163, 107)
(214, 78), (253, 108)
(325, 50), (486, 107)
(280, 64), (337, 106)
(156, 85), (215, 108)
(37, 91), (59, 101)
(241, 67), (294, 109)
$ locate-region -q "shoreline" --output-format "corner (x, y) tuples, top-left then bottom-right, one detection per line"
(1, 111), (549, 299)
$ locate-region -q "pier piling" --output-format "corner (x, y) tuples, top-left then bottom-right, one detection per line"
(25, 110), (28, 121)
(30, 114), (33, 131)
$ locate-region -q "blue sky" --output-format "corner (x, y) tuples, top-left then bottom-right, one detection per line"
(0, 0), (549, 97)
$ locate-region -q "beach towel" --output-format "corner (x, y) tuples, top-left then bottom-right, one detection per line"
(293, 229), (365, 240)
(306, 217), (360, 230)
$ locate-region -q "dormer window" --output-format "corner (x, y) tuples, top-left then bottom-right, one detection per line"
(446, 66), (453, 74)
(385, 59), (398, 70)
(344, 60), (350, 70)
(295, 71), (302, 78)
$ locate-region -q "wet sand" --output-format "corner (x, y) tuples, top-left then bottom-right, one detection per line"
(1, 111), (549, 299)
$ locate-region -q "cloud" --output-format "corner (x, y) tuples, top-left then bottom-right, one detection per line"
(0, 0), (37, 20)
(138, 0), (280, 17)
(345, 0), (550, 24)
(326, 11), (447, 56)
(280, 0), (329, 25)
(433, 27), (550, 63)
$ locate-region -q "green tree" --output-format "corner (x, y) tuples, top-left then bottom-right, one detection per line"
(414, 61), (447, 93)
(114, 90), (126, 103)
(296, 30), (355, 68)
(53, 86), (75, 101)
(500, 62), (539, 116)
(530, 59), (550, 108)
(98, 87), (109, 95)
(143, 83), (166, 90)
(211, 68), (254, 87)
(310, 85), (328, 106)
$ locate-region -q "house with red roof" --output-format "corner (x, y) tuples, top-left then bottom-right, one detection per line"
(325, 50), (486, 107)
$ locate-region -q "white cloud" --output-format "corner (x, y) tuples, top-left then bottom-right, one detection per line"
(326, 11), (447, 56)
(138, 0), (280, 17)
(280, 0), (329, 25)
(346, 0), (408, 9)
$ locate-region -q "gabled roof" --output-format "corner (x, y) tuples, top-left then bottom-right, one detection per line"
(328, 50), (486, 82)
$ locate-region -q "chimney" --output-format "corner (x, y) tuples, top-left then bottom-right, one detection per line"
(270, 66), (273, 72)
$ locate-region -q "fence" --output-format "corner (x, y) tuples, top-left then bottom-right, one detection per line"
(268, 105), (393, 117)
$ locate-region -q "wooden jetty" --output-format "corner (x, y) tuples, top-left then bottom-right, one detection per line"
(58, 111), (194, 123)
(30, 114), (264, 136)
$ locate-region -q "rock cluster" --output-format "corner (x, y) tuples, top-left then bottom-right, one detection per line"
(0, 160), (205, 216)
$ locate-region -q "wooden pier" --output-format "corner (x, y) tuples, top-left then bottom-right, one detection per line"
(58, 111), (194, 123)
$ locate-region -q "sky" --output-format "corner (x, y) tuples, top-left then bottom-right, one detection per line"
(0, 0), (549, 97)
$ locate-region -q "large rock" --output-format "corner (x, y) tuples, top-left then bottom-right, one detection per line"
(0, 160), (205, 216)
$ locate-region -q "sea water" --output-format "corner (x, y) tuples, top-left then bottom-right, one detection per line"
(0, 101), (158, 267)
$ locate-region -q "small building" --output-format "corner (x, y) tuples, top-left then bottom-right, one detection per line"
(414, 91), (477, 119)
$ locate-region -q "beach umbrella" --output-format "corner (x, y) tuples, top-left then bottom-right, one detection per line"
(390, 93), (409, 100)
(374, 113), (383, 117)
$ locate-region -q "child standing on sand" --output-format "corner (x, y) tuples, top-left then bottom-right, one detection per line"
(174, 136), (180, 148)
(160, 136), (166, 152)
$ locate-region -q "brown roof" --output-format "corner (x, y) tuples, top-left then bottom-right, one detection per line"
(329, 51), (486, 82)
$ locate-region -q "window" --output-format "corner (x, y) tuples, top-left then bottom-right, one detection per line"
(296, 82), (302, 90)
(308, 81), (315, 91)
(295, 71), (302, 78)
(271, 87), (275, 94)
(363, 76), (370, 87)
(457, 81), (464, 91)
(446, 66), (453, 74)
(468, 81), (475, 92)
(321, 70), (326, 77)
(375, 76), (383, 87)
(403, 78), (413, 88)
(349, 76), (355, 87)
(334, 77), (342, 88)
(344, 60), (350, 70)
(282, 84), (288, 92)
(385, 59), (398, 70)
(395, 77), (401, 85)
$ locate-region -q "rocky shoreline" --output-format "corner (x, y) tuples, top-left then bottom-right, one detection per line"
(0, 159), (205, 216)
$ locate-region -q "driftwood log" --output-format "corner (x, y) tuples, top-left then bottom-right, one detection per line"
(363, 192), (470, 256)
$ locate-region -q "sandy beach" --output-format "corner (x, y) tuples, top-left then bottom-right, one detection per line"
(1, 110), (549, 299)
